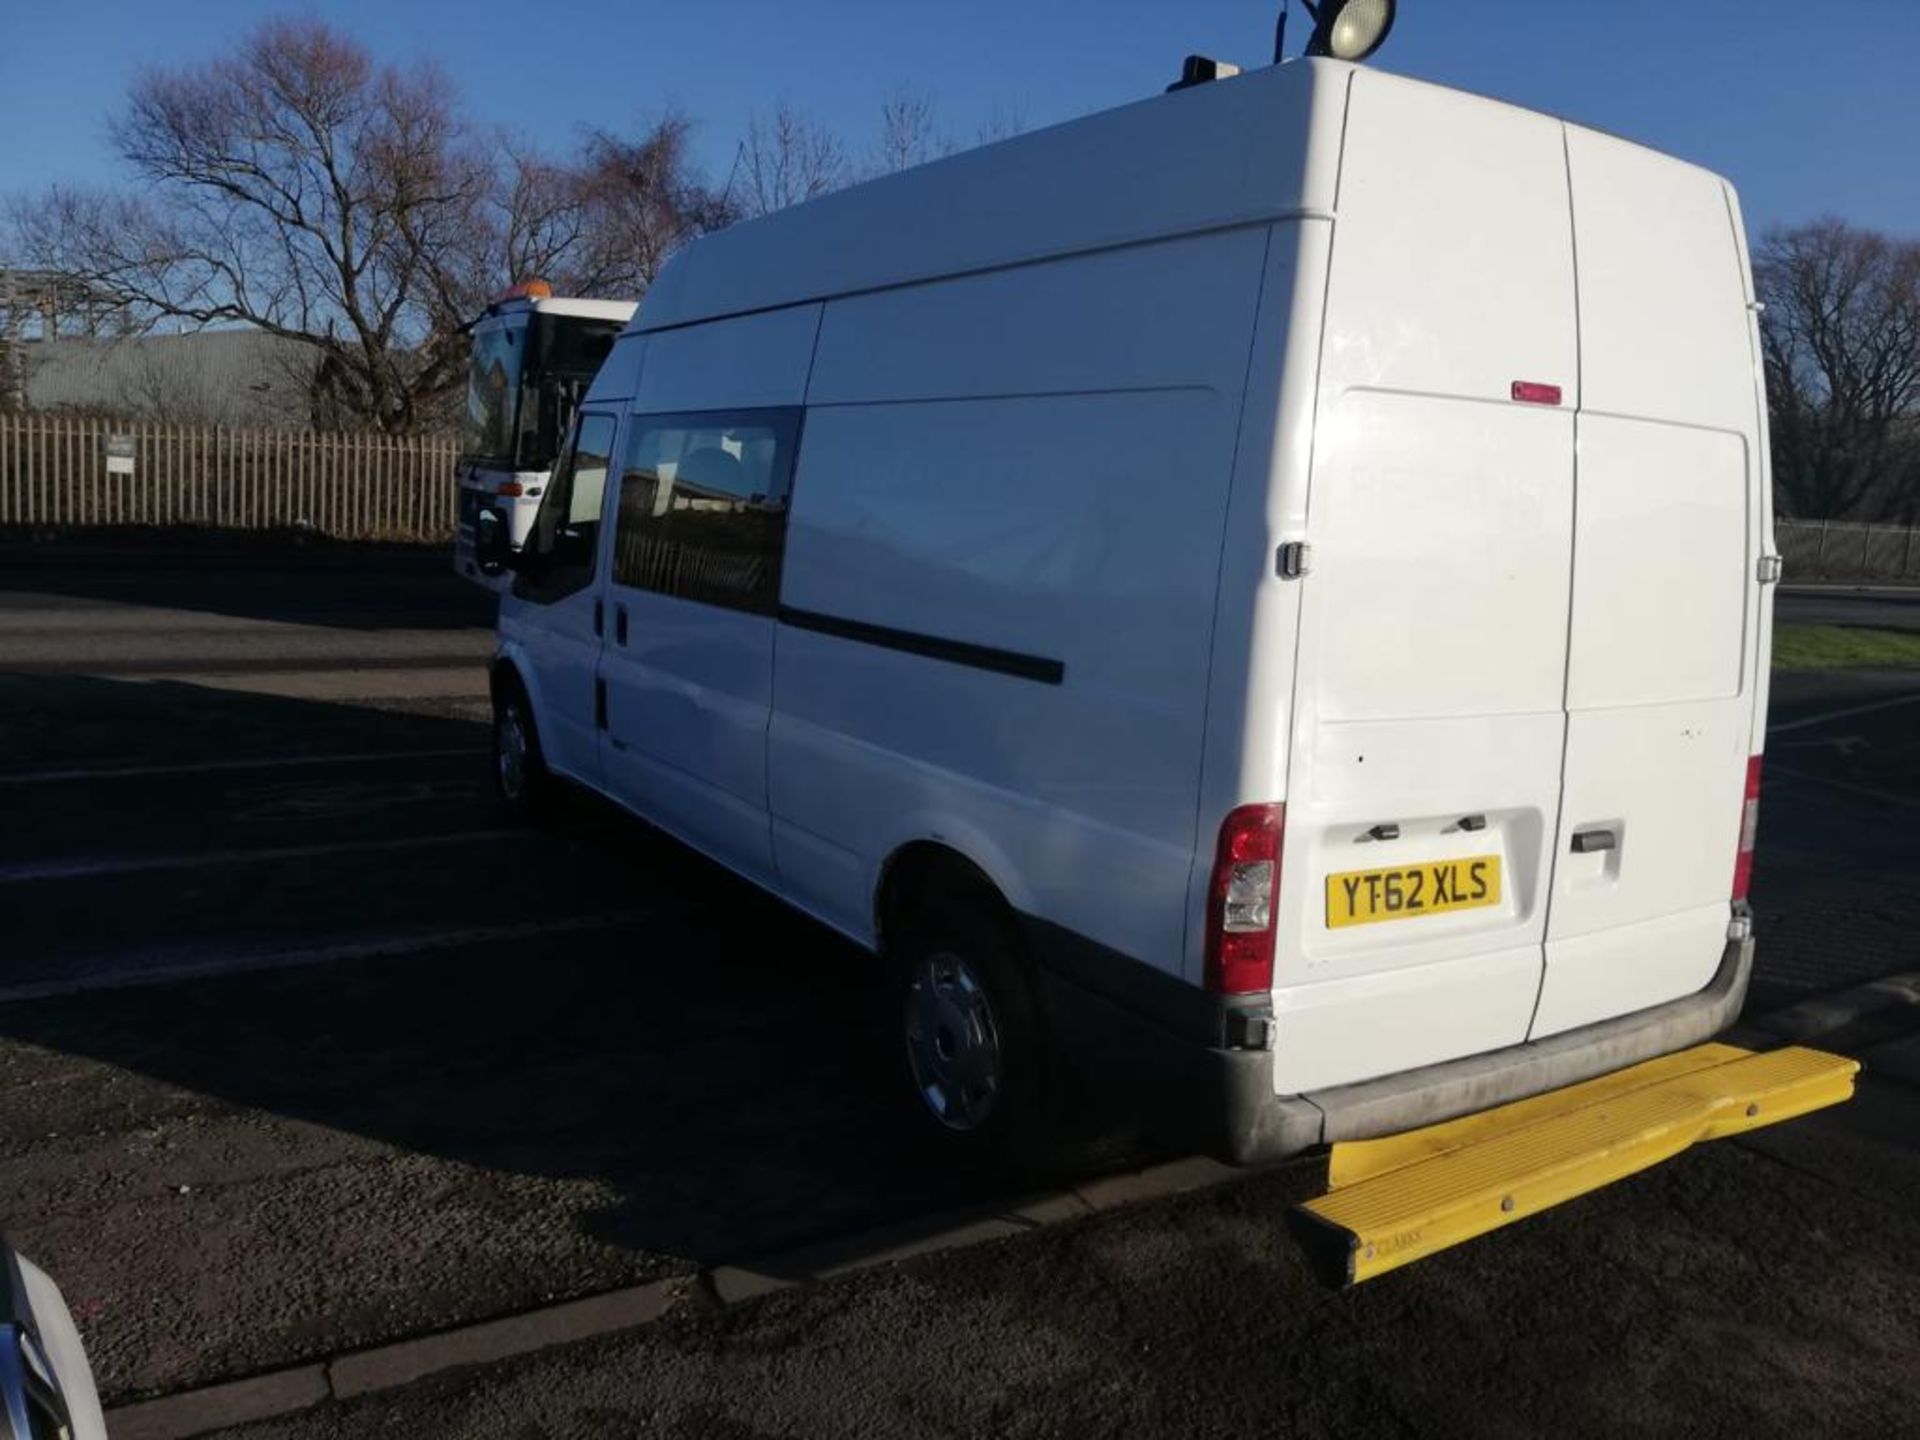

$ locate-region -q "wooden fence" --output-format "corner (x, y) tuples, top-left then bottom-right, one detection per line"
(0, 414), (460, 542)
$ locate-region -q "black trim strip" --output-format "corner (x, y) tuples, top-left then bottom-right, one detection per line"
(778, 606), (1064, 685)
(0, 1239), (28, 1330)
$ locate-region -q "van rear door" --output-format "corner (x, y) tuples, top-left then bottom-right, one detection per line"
(1269, 73), (1578, 1094)
(1529, 132), (1764, 1037)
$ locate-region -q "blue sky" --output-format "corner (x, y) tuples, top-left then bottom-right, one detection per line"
(2, 0), (1916, 237)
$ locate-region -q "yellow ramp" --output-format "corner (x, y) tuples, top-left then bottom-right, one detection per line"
(1291, 1044), (1859, 1287)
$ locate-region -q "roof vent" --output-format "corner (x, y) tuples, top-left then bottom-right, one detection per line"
(1166, 55), (1243, 93)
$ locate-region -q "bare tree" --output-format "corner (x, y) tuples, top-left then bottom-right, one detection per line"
(8, 20), (493, 431)
(976, 98), (1031, 147)
(1757, 218), (1920, 522)
(736, 91), (1025, 204)
(870, 87), (954, 176)
(567, 118), (736, 293)
(489, 116), (729, 300)
(732, 102), (849, 217)
(497, 141), (589, 292)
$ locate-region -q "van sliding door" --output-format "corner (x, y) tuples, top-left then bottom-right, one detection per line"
(595, 306), (821, 885)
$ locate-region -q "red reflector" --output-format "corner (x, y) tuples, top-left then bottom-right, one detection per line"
(1511, 381), (1563, 406)
(496, 481), (524, 498)
(1205, 803), (1284, 995)
(1732, 755), (1763, 903)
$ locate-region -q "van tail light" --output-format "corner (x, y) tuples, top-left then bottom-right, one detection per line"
(1205, 804), (1284, 995)
(1731, 756), (1763, 902)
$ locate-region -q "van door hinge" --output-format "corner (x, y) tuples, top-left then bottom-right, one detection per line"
(1756, 553), (1783, 585)
(1276, 540), (1313, 580)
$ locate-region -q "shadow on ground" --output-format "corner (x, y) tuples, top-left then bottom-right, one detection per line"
(0, 535), (494, 631)
(1748, 671), (1920, 1012)
(1, 613), (1912, 1399)
(0, 669), (1153, 1399)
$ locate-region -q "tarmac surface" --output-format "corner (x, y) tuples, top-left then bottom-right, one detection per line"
(0, 555), (1915, 1436)
(220, 1082), (1920, 1439)
(1777, 584), (1920, 632)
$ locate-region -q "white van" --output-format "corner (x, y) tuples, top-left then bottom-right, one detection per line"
(478, 57), (1777, 1166)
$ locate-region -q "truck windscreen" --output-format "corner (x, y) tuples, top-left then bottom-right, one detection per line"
(463, 316), (527, 467)
(516, 314), (623, 474)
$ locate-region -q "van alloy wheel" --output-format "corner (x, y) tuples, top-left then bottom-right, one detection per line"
(497, 702), (531, 802)
(904, 950), (1004, 1132)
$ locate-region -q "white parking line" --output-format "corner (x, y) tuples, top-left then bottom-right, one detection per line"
(1764, 764), (1918, 811)
(0, 747), (487, 787)
(0, 829), (518, 885)
(1767, 691), (1920, 735)
(0, 911), (655, 1004)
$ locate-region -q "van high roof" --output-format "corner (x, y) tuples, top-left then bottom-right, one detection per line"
(634, 58), (1723, 336)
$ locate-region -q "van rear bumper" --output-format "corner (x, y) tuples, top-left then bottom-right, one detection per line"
(1035, 930), (1754, 1166)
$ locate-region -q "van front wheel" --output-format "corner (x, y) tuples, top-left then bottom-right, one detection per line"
(491, 683), (552, 821)
(892, 899), (1044, 1167)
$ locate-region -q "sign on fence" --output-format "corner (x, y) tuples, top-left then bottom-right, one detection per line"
(0, 414), (461, 542)
(103, 433), (136, 477)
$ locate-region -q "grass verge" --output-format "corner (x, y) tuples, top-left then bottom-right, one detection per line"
(1773, 624), (1920, 671)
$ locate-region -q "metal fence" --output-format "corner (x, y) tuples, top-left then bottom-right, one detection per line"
(3, 412), (1917, 574)
(0, 413), (458, 542)
(1776, 519), (1920, 583)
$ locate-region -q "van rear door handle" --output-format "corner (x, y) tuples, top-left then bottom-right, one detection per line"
(615, 605), (628, 646)
(1571, 828), (1617, 854)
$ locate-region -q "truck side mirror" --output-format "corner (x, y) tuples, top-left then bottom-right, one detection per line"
(475, 507), (512, 577)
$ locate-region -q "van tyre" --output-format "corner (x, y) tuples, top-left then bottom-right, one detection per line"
(891, 895), (1047, 1170)
(492, 681), (553, 822)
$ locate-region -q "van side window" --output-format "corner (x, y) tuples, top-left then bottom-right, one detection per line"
(613, 408), (802, 615)
(519, 411), (617, 602)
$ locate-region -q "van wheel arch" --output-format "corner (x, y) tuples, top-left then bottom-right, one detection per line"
(875, 842), (1052, 1165)
(876, 842), (1022, 961)
(490, 657), (530, 706)
(489, 660), (551, 820)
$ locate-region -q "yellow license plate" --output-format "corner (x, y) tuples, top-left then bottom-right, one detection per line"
(1326, 855), (1502, 929)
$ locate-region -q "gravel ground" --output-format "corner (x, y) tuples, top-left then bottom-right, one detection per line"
(218, 1076), (1920, 1439)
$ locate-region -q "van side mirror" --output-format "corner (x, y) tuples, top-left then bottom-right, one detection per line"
(475, 507), (512, 577)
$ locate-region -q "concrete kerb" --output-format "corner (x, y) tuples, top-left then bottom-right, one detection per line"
(106, 1366), (330, 1440)
(99, 1154), (1236, 1439)
(703, 1158), (1235, 1306)
(326, 1280), (685, 1400)
(97, 975), (1907, 1439)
